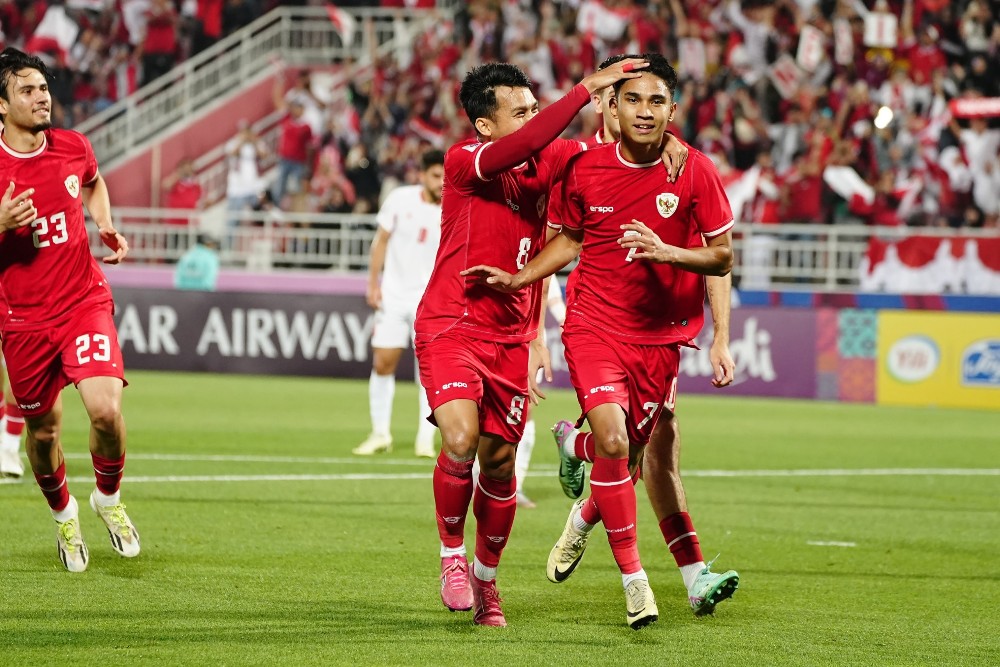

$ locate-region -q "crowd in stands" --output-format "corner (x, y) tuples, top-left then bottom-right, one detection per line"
(4, 0), (999, 228)
(260, 0), (1000, 229)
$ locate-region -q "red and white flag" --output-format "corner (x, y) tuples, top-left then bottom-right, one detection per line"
(833, 18), (853, 66)
(768, 55), (804, 100)
(326, 4), (357, 44)
(863, 11), (898, 48)
(24, 6), (79, 66)
(796, 24), (826, 72)
(678, 38), (707, 82)
(949, 97), (1000, 119)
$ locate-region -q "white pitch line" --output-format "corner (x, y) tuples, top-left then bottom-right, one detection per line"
(59, 454), (1000, 478)
(67, 473), (432, 483)
(807, 541), (857, 548)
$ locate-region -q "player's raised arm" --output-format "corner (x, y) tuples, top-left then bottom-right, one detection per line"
(472, 59), (648, 180)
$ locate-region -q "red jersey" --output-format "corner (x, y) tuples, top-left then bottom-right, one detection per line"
(415, 137), (584, 343)
(277, 116), (312, 162)
(556, 144), (733, 345)
(584, 129), (611, 149)
(0, 129), (113, 331)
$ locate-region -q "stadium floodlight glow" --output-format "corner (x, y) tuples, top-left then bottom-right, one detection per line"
(874, 106), (894, 130)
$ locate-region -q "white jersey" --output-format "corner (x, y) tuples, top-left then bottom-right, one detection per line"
(377, 184), (442, 311)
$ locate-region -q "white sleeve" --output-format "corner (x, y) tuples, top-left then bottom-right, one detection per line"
(376, 189), (401, 233)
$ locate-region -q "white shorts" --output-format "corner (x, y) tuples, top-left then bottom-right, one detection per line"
(371, 307), (416, 349)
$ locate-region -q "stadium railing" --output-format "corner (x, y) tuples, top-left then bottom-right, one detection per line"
(89, 211), (999, 293)
(75, 4), (458, 170)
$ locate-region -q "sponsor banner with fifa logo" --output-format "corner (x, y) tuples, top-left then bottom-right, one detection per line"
(878, 311), (1000, 409)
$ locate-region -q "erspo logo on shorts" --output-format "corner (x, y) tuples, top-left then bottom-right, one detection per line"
(19, 402), (41, 411)
(588, 385), (615, 394)
(441, 382), (469, 391)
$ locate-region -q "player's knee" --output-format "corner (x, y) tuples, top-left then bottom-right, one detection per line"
(27, 423), (58, 448)
(372, 356), (397, 375)
(440, 428), (478, 459)
(88, 403), (122, 435)
(596, 431), (629, 458)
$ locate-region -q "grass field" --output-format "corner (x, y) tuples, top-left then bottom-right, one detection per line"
(1, 371), (998, 666)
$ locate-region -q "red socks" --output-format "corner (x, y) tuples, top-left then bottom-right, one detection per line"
(5, 401), (24, 437)
(590, 456), (640, 574)
(472, 474), (517, 569)
(659, 512), (703, 567)
(573, 432), (595, 463)
(433, 452), (474, 549)
(35, 461), (70, 512)
(92, 453), (126, 495)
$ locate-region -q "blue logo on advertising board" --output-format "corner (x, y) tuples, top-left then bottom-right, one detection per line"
(961, 340), (1000, 387)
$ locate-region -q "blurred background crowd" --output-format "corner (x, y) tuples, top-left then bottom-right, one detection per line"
(3, 0), (999, 228)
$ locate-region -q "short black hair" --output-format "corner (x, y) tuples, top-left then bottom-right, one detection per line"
(597, 53), (639, 71)
(458, 63), (533, 130)
(420, 149), (444, 170)
(0, 47), (50, 102)
(612, 52), (678, 99)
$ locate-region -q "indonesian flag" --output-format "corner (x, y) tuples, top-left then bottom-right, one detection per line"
(949, 97), (1000, 119)
(24, 6), (80, 66)
(861, 237), (1000, 294)
(326, 3), (357, 45)
(576, 0), (628, 42)
(823, 165), (875, 205)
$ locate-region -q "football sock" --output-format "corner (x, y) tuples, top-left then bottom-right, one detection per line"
(2, 401), (24, 453)
(368, 371), (395, 436)
(416, 383), (435, 444)
(52, 494), (78, 523)
(472, 473), (516, 570)
(92, 453), (126, 496)
(440, 544), (466, 559)
(433, 452), (474, 549)
(514, 420), (535, 494)
(573, 432), (596, 463)
(35, 461), (70, 513)
(578, 496), (601, 527)
(622, 568), (648, 589)
(590, 456), (641, 575)
(473, 557), (497, 582)
(660, 512), (705, 588)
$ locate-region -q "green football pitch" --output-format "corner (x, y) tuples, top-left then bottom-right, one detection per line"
(1, 371), (997, 666)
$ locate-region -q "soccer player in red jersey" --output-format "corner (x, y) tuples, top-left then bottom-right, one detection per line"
(414, 58), (650, 626)
(559, 53), (741, 618)
(0, 48), (139, 573)
(463, 53), (736, 629)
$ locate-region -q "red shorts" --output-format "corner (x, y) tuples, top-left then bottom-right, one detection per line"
(415, 331), (529, 444)
(563, 322), (679, 447)
(3, 301), (126, 417)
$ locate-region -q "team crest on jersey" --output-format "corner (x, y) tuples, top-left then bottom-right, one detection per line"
(64, 175), (80, 198)
(536, 194), (547, 219)
(656, 192), (679, 218)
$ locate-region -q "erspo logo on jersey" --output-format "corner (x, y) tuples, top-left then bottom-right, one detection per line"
(961, 340), (1000, 386)
(589, 205), (614, 213)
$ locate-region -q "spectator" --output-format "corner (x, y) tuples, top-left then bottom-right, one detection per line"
(174, 235), (221, 291)
(270, 71), (314, 209)
(225, 120), (267, 241)
(162, 157), (203, 226)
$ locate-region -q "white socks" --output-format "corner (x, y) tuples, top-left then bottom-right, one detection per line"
(514, 420), (535, 494)
(561, 426), (580, 459)
(473, 557), (497, 582)
(440, 544), (466, 559)
(571, 501), (595, 533)
(622, 569), (648, 589)
(368, 371), (395, 436)
(52, 495), (78, 523)
(680, 562), (706, 591)
(93, 489), (121, 507)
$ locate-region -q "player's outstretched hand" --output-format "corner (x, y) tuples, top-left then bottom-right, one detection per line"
(99, 226), (129, 264)
(461, 265), (523, 292)
(661, 134), (689, 183)
(0, 182), (37, 231)
(618, 219), (678, 264)
(581, 58), (648, 94)
(709, 340), (735, 388)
